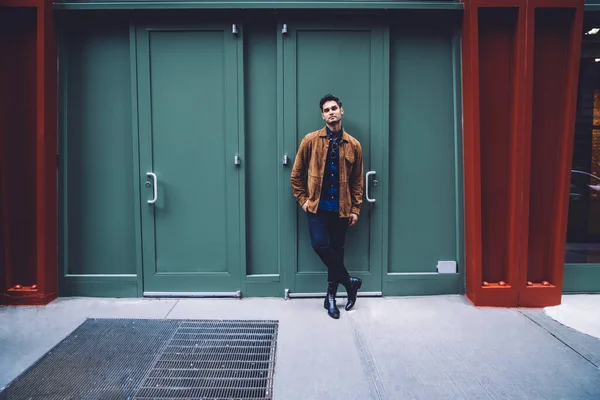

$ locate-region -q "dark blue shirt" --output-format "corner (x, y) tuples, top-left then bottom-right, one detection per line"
(318, 126), (342, 212)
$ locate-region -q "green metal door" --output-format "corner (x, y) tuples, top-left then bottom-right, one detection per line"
(136, 25), (243, 294)
(283, 23), (387, 295)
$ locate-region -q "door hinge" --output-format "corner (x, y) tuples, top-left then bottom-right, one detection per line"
(281, 23), (288, 34)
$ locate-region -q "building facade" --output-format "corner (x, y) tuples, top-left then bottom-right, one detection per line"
(0, 0), (596, 307)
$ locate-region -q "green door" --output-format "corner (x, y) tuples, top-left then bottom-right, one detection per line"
(283, 24), (387, 295)
(136, 25), (243, 294)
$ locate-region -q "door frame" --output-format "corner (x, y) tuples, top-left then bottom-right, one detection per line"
(280, 21), (389, 297)
(131, 22), (246, 296)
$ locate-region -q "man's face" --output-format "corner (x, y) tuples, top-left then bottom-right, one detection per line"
(321, 100), (343, 124)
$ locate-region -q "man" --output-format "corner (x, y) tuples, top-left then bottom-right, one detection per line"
(290, 94), (364, 319)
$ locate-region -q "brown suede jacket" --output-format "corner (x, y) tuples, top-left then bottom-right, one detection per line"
(290, 127), (364, 217)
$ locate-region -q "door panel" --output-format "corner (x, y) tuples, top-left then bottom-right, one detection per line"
(137, 26), (242, 293)
(284, 24), (386, 294)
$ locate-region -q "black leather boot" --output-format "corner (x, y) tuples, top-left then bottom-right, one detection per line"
(324, 282), (335, 309)
(324, 282), (340, 319)
(344, 277), (362, 311)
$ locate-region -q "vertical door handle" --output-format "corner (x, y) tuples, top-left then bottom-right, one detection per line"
(366, 170), (376, 203)
(146, 172), (158, 204)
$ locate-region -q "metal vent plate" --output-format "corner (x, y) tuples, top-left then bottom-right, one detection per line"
(0, 319), (278, 400)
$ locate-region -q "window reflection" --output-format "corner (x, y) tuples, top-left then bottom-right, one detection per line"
(566, 36), (600, 263)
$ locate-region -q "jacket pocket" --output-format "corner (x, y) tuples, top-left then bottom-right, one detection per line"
(341, 152), (355, 183)
(345, 152), (355, 164)
(307, 175), (321, 201)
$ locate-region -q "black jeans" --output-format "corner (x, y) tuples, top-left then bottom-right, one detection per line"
(307, 210), (351, 285)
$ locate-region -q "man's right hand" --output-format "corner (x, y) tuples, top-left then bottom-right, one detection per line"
(302, 201), (309, 212)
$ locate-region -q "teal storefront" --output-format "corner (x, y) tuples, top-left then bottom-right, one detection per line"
(55, 3), (465, 298)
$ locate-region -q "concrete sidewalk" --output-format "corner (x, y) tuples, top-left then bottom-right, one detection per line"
(545, 294), (600, 340)
(1, 295), (599, 399)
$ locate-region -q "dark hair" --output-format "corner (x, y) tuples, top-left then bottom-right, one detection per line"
(319, 94), (342, 111)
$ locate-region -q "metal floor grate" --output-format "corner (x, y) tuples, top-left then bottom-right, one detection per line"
(133, 320), (278, 400)
(0, 319), (278, 400)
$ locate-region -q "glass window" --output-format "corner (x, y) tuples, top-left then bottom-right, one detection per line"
(566, 24), (600, 263)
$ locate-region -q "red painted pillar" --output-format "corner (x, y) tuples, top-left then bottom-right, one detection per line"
(462, 0), (584, 307)
(462, 0), (525, 307)
(520, 0), (584, 307)
(0, 0), (57, 305)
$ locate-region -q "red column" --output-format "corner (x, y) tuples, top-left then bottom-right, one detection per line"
(0, 0), (57, 305)
(462, 0), (584, 307)
(520, 0), (584, 307)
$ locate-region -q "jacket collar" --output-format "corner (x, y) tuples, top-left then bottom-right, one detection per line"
(318, 126), (348, 142)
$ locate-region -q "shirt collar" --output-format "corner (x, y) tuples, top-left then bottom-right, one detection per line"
(320, 126), (347, 142)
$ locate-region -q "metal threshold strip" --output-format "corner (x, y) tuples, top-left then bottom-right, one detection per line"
(144, 291), (242, 298)
(285, 290), (382, 299)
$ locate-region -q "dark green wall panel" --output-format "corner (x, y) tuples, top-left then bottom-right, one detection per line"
(385, 274), (460, 296)
(244, 282), (282, 297)
(244, 24), (280, 277)
(388, 25), (457, 274)
(61, 20), (136, 276)
(563, 264), (600, 293)
(60, 276), (138, 297)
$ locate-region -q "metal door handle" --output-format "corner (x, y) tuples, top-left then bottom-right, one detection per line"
(146, 172), (157, 204)
(366, 171), (376, 203)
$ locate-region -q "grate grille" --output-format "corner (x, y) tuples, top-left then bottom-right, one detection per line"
(0, 319), (278, 400)
(133, 320), (278, 400)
